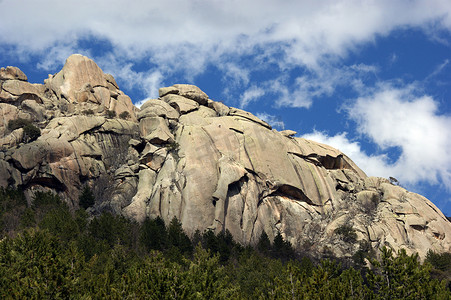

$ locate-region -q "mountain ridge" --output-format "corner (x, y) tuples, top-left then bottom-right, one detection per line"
(1, 54), (450, 260)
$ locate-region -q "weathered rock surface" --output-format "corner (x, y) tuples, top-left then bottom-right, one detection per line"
(0, 66), (28, 81)
(0, 54), (139, 207)
(1, 55), (451, 260)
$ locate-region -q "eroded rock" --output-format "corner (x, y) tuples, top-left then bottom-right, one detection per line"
(0, 66), (28, 81)
(2, 55), (451, 262)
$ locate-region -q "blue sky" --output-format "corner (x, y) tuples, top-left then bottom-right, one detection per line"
(1, 0), (451, 215)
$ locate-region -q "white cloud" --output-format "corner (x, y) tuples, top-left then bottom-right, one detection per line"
(96, 53), (164, 104)
(264, 63), (378, 108)
(346, 83), (451, 187)
(389, 53), (398, 65)
(425, 59), (450, 81)
(219, 63), (250, 87)
(1, 0), (451, 103)
(255, 112), (285, 130)
(1, 0), (451, 192)
(36, 44), (84, 71)
(303, 82), (451, 191)
(240, 86), (265, 108)
(301, 131), (393, 178)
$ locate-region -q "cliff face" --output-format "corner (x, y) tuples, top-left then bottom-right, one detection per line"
(1, 54), (450, 260)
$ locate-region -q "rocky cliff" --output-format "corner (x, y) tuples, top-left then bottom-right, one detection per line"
(1, 54), (450, 260)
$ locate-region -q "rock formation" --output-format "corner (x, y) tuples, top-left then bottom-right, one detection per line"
(1, 54), (451, 260)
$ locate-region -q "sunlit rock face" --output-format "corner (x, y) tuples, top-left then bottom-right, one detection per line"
(1, 54), (451, 260)
(0, 54), (139, 207)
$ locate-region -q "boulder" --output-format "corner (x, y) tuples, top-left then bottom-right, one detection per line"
(139, 117), (174, 144)
(159, 84), (209, 105)
(0, 128), (24, 148)
(0, 103), (21, 136)
(2, 80), (44, 98)
(11, 140), (48, 171)
(44, 116), (106, 142)
(0, 160), (11, 186)
(280, 130), (297, 137)
(229, 107), (271, 129)
(0, 66), (28, 81)
(208, 100), (230, 116)
(162, 94), (200, 114)
(47, 54), (107, 103)
(21, 100), (46, 121)
(138, 99), (180, 120)
(123, 168), (157, 222)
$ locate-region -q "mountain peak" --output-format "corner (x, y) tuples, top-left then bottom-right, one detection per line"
(1, 55), (450, 260)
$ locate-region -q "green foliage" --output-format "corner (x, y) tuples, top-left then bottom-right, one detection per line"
(139, 216), (168, 252)
(353, 240), (373, 266)
(425, 250), (451, 289)
(39, 206), (79, 243)
(0, 187), (27, 236)
(167, 216), (192, 256)
(115, 251), (185, 298)
(7, 118), (31, 131)
(106, 110), (116, 118)
(199, 228), (242, 264)
(257, 230), (271, 255)
(30, 192), (68, 229)
(228, 250), (284, 298)
(272, 231), (295, 261)
(78, 185), (95, 209)
(119, 111), (130, 120)
(366, 247), (449, 299)
(112, 247), (239, 299)
(22, 123), (41, 142)
(165, 140), (180, 152)
(7, 118), (40, 142)
(0, 187), (26, 210)
(32, 191), (63, 208)
(335, 224), (357, 243)
(89, 212), (135, 249)
(81, 109), (94, 115)
(426, 249), (451, 271)
(0, 229), (86, 299)
(182, 245), (240, 298)
(1, 187), (451, 298)
(19, 208), (35, 229)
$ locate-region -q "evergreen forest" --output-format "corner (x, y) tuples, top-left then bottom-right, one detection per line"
(1, 187), (451, 299)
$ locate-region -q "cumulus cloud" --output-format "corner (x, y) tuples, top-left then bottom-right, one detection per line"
(302, 82), (451, 192)
(36, 44), (84, 71)
(344, 83), (451, 188)
(219, 63), (250, 87)
(255, 112), (285, 130)
(275, 63), (378, 108)
(1, 0), (451, 104)
(302, 130), (394, 178)
(240, 86), (265, 108)
(95, 53), (164, 104)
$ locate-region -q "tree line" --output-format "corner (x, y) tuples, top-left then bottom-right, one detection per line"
(1, 187), (451, 299)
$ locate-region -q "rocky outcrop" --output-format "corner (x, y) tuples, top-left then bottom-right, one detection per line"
(0, 54), (139, 207)
(1, 55), (451, 260)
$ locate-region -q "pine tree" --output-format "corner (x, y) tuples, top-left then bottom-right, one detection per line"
(272, 232), (295, 261)
(79, 185), (95, 209)
(366, 247), (449, 298)
(167, 216), (192, 255)
(139, 216), (167, 252)
(257, 231), (271, 254)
